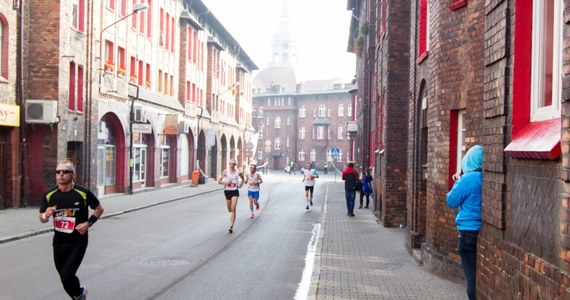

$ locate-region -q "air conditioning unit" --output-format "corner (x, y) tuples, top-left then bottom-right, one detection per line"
(134, 106), (145, 122)
(25, 100), (58, 124)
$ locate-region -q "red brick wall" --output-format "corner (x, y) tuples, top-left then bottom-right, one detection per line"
(407, 0), (486, 278)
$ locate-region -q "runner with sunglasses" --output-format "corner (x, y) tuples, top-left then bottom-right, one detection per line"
(39, 160), (104, 300)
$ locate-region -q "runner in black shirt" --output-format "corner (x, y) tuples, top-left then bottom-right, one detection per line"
(39, 160), (104, 299)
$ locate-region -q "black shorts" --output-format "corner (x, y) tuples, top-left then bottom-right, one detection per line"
(224, 190), (239, 200)
(304, 186), (314, 193)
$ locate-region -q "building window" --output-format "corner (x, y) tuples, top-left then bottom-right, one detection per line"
(118, 47), (126, 76)
(347, 104), (352, 117)
(275, 117), (281, 128)
(259, 126), (264, 139)
(299, 127), (305, 140)
(316, 126), (325, 140)
(71, 0), (85, 32)
(337, 126), (344, 140)
(68, 62), (84, 112)
(338, 104), (344, 117)
(286, 137), (290, 147)
(531, 0), (561, 121)
(299, 106), (306, 117)
(104, 40), (114, 67)
(418, 0), (430, 62)
(298, 149), (305, 162)
(505, 0), (562, 160)
(160, 135), (170, 177)
(318, 104), (326, 117)
(275, 137), (281, 150)
(286, 116), (291, 126)
(310, 149), (316, 162)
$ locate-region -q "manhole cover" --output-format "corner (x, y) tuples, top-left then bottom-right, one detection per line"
(139, 257), (191, 266)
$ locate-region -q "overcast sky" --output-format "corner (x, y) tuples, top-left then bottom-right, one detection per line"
(201, 0), (356, 82)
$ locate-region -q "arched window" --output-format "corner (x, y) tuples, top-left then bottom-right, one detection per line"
(275, 116), (281, 128)
(318, 104), (326, 117)
(299, 106), (306, 118)
(338, 104), (344, 117)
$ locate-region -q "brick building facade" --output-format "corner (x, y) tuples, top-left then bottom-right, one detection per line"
(0, 1), (21, 209)
(350, 0), (570, 297)
(16, 0), (256, 205)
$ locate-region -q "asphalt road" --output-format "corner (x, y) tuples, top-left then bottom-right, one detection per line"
(0, 173), (328, 300)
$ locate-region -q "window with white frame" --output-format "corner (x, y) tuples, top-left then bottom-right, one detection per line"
(299, 127), (305, 139)
(299, 106), (306, 117)
(274, 137), (281, 150)
(456, 110), (467, 175)
(531, 0), (562, 121)
(338, 104), (344, 117)
(275, 116), (281, 128)
(71, 0), (85, 32)
(316, 126), (325, 140)
(286, 137), (290, 148)
(298, 149), (306, 162)
(327, 108), (331, 117)
(338, 126), (344, 139)
(348, 104), (352, 117)
(287, 116), (291, 126)
(318, 104), (326, 117)
(258, 107), (263, 117)
(310, 149), (317, 162)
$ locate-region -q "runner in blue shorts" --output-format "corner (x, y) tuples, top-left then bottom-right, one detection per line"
(244, 164), (263, 218)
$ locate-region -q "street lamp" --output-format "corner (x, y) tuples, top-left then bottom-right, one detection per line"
(98, 3), (149, 74)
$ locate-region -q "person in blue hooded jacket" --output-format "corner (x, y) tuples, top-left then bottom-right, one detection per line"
(446, 144), (482, 300)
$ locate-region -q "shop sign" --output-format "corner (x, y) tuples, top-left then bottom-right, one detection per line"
(0, 103), (20, 127)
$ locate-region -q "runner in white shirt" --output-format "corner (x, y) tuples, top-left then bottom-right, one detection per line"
(244, 164), (263, 218)
(218, 159), (244, 233)
(302, 163), (319, 210)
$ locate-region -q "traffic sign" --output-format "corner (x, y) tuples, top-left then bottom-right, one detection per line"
(331, 147), (340, 157)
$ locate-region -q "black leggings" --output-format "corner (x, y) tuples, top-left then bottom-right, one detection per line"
(359, 191), (370, 207)
(53, 241), (88, 299)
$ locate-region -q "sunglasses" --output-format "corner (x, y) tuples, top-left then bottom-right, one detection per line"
(55, 170), (74, 175)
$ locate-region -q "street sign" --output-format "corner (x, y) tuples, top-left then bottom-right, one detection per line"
(132, 123), (152, 134)
(331, 147), (340, 157)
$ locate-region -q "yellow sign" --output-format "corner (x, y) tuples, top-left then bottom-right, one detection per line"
(0, 103), (20, 127)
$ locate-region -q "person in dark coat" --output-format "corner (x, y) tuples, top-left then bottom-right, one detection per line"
(341, 162), (359, 217)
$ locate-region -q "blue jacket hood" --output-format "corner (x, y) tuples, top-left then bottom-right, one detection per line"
(462, 145), (483, 174)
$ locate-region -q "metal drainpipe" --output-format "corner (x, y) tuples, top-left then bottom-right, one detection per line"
(18, 0), (26, 207)
(411, 0), (419, 233)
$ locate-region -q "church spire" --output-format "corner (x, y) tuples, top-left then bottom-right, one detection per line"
(270, 0), (297, 67)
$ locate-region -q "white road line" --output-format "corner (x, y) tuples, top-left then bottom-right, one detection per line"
(294, 222), (321, 300)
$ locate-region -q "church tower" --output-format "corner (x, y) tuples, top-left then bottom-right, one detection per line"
(270, 0), (298, 67)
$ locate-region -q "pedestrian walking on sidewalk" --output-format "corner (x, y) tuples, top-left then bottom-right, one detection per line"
(359, 168), (373, 209)
(39, 160), (104, 300)
(244, 164), (263, 218)
(301, 163), (319, 210)
(218, 159), (244, 233)
(341, 162), (359, 217)
(446, 145), (483, 300)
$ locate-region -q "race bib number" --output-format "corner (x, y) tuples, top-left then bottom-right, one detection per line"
(54, 216), (76, 234)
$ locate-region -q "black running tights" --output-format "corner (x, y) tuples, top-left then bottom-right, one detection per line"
(53, 241), (88, 299)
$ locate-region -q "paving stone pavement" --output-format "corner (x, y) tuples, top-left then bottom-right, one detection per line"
(308, 182), (468, 300)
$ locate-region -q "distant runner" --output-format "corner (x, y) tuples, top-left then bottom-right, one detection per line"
(244, 164), (263, 218)
(302, 163), (319, 210)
